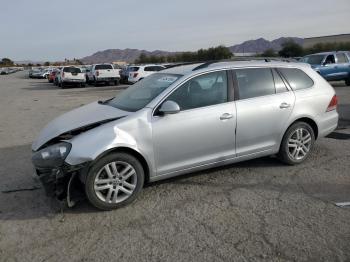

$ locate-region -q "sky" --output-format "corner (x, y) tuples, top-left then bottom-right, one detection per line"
(1, 0), (349, 61)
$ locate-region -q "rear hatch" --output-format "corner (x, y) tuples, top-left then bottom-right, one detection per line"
(95, 64), (119, 78)
(128, 66), (140, 79)
(62, 67), (85, 80)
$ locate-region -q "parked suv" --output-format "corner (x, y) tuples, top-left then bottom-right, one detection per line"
(91, 64), (120, 86)
(32, 61), (338, 210)
(302, 51), (350, 85)
(128, 65), (165, 83)
(57, 66), (86, 88)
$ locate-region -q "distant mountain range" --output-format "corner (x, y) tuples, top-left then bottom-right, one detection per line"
(78, 37), (304, 64)
(228, 37), (304, 54)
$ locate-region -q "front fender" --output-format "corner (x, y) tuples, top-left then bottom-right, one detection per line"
(65, 110), (155, 177)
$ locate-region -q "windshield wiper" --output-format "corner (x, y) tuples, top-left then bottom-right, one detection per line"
(98, 97), (114, 105)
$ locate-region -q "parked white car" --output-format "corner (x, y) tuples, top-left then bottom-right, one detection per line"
(91, 64), (121, 86)
(58, 66), (86, 88)
(128, 65), (166, 83)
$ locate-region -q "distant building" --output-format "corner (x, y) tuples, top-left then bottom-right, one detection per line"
(303, 33), (350, 48)
(233, 52), (257, 57)
(112, 61), (127, 66)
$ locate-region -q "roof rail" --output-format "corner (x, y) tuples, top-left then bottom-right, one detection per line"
(192, 60), (220, 71)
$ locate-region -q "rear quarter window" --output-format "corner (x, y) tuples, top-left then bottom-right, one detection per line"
(278, 68), (314, 90)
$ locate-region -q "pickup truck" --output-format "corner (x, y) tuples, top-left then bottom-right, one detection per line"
(302, 51), (350, 86)
(91, 64), (121, 86)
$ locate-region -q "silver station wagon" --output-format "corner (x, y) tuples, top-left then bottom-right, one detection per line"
(32, 61), (338, 210)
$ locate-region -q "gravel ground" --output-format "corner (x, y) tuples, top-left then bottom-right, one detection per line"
(0, 71), (349, 262)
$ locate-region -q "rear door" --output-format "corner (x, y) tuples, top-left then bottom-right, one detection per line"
(233, 68), (295, 156)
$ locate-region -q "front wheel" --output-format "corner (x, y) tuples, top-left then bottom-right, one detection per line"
(85, 153), (144, 210)
(278, 122), (315, 165)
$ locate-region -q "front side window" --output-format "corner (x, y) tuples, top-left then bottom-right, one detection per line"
(324, 55), (335, 64)
(107, 73), (182, 112)
(235, 68), (275, 100)
(166, 71), (228, 111)
(278, 68), (314, 90)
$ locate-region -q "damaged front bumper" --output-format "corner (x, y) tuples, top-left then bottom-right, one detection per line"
(33, 163), (88, 204)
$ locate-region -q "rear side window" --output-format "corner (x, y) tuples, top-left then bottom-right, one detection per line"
(63, 67), (81, 73)
(278, 68), (314, 90)
(336, 53), (349, 63)
(235, 68), (275, 100)
(95, 64), (113, 70)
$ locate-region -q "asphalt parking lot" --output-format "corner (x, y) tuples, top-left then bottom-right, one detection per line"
(0, 71), (350, 262)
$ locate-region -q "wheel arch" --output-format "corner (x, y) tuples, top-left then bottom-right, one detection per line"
(284, 117), (319, 141)
(89, 147), (150, 185)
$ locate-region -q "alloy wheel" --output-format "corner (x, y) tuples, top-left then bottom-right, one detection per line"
(94, 161), (137, 204)
(287, 128), (312, 161)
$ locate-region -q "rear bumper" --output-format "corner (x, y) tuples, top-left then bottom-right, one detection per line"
(62, 79), (86, 83)
(95, 77), (120, 82)
(317, 110), (339, 138)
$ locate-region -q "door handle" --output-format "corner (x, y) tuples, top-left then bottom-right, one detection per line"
(220, 113), (233, 120)
(280, 102), (291, 109)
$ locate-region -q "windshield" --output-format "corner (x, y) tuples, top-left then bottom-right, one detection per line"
(63, 67), (81, 73)
(302, 55), (325, 65)
(106, 73), (182, 112)
(95, 64), (113, 70)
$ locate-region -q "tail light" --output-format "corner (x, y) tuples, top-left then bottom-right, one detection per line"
(326, 95), (338, 112)
(96, 70), (99, 76)
(62, 72), (65, 78)
(133, 73), (138, 78)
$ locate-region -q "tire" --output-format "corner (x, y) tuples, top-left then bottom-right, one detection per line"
(85, 152), (144, 210)
(81, 83), (86, 88)
(278, 122), (315, 165)
(94, 78), (98, 87)
(345, 78), (350, 86)
(114, 79), (120, 86)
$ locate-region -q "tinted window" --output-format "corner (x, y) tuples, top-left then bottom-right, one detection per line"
(235, 68), (275, 100)
(63, 67), (81, 73)
(107, 73), (182, 112)
(325, 55), (335, 64)
(272, 69), (288, 93)
(95, 64), (113, 70)
(278, 68), (314, 90)
(129, 67), (139, 72)
(336, 53), (349, 63)
(166, 71), (228, 111)
(303, 55), (325, 65)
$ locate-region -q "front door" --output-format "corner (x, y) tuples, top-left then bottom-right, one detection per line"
(152, 70), (236, 176)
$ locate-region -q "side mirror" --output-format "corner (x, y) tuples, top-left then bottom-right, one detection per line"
(158, 100), (180, 115)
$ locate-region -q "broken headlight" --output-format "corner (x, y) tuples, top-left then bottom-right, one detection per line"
(32, 142), (72, 168)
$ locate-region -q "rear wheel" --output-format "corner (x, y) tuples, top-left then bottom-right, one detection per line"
(278, 122), (315, 165)
(94, 78), (98, 87)
(85, 153), (144, 210)
(114, 79), (120, 86)
(345, 77), (350, 86)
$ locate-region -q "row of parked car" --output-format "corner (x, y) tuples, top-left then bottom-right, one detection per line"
(1, 67), (24, 75)
(29, 63), (169, 88)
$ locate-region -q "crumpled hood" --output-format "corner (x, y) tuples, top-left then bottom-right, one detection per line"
(32, 101), (130, 151)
